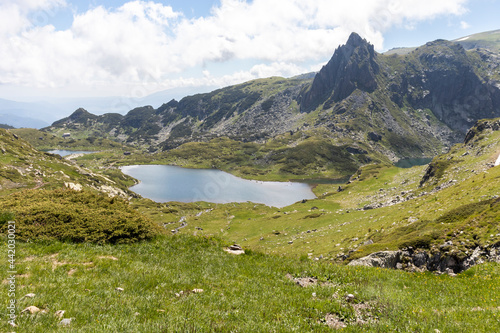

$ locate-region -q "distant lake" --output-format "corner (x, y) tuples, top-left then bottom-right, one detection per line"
(121, 165), (317, 208)
(46, 150), (96, 157)
(395, 158), (433, 168)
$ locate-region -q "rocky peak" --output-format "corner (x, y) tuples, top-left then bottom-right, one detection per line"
(300, 32), (379, 112)
(345, 32), (372, 52)
(156, 99), (179, 115)
(51, 108), (97, 126)
(416, 39), (469, 68)
(122, 106), (156, 129)
(69, 108), (96, 121)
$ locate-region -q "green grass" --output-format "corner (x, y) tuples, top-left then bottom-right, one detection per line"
(1, 235), (499, 332)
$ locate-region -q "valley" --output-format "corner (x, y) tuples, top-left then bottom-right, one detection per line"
(1, 31), (500, 332)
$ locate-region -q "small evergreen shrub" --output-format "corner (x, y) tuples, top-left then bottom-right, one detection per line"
(0, 188), (164, 244)
(0, 211), (14, 227)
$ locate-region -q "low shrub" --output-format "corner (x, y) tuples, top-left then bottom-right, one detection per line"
(0, 188), (164, 244)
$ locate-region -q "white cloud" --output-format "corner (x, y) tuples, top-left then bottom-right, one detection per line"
(0, 0), (66, 36)
(460, 20), (471, 29)
(0, 0), (470, 97)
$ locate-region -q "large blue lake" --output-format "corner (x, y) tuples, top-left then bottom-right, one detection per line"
(121, 165), (317, 208)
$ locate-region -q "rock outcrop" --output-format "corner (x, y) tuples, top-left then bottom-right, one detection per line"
(464, 118), (500, 144)
(347, 251), (401, 269)
(348, 245), (500, 274)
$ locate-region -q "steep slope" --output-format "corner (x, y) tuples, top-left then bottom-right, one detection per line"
(0, 128), (132, 197)
(384, 39), (500, 133)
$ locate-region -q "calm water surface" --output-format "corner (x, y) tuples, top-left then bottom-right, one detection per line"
(46, 150), (95, 157)
(121, 165), (316, 208)
(395, 157), (432, 168)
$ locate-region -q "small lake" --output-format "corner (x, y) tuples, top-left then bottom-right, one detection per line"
(395, 157), (433, 168)
(121, 165), (317, 208)
(46, 150), (96, 157)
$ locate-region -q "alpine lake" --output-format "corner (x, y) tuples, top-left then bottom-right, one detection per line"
(121, 165), (320, 208)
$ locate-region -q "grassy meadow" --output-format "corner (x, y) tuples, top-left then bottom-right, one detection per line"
(1, 235), (500, 332)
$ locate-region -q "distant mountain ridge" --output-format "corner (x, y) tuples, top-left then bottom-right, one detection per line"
(46, 31), (500, 161)
(384, 29), (500, 55)
(454, 29), (500, 52)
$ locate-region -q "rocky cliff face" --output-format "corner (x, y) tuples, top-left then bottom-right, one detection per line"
(387, 40), (500, 133)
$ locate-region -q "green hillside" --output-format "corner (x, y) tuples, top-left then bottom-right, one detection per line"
(11, 128), (126, 151)
(0, 128), (136, 196)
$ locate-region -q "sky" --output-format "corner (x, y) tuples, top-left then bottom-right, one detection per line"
(0, 0), (499, 105)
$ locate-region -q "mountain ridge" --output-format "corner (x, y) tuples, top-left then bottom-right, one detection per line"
(45, 32), (500, 166)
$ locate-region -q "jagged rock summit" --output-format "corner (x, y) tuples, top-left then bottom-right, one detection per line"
(300, 32), (379, 112)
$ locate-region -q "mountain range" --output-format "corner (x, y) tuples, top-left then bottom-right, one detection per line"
(0, 86), (215, 129)
(44, 30), (500, 165)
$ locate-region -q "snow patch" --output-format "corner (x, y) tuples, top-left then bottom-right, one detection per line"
(457, 36), (470, 41)
(495, 154), (500, 167)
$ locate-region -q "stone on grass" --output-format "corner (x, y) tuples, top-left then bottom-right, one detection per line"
(324, 313), (347, 329)
(59, 318), (74, 326)
(54, 310), (65, 319)
(21, 306), (41, 314)
(224, 244), (245, 255)
(348, 251), (401, 269)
